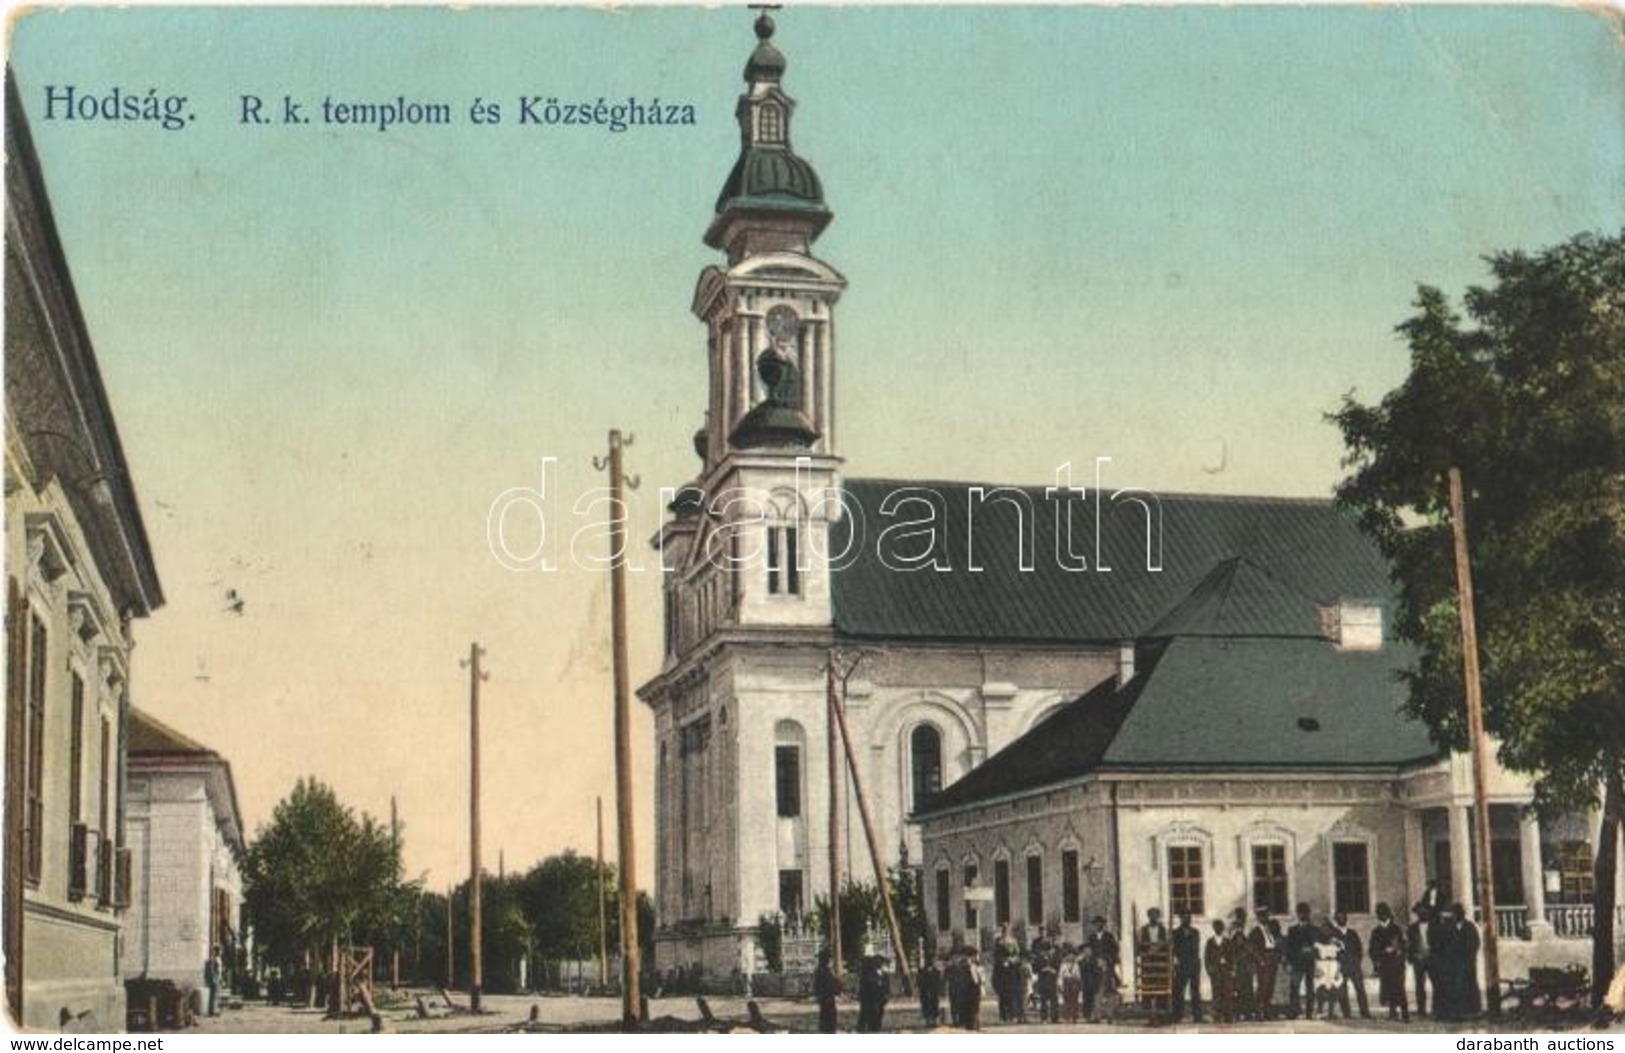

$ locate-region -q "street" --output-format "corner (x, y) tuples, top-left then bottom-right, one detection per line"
(182, 991), (1620, 1035)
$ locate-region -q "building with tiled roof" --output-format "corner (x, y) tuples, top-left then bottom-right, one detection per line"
(913, 544), (1603, 989)
(121, 710), (245, 998)
(639, 16), (1605, 989)
(4, 72), (164, 1032)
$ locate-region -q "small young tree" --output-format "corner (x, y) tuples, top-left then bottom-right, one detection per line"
(243, 778), (419, 1005)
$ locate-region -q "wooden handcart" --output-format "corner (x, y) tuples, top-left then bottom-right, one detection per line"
(1136, 942), (1174, 1024)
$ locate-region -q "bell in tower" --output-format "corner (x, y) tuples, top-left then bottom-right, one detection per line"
(692, 11), (846, 473)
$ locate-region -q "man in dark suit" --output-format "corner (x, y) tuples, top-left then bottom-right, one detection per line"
(1333, 910), (1371, 1018)
(1435, 903), (1482, 1021)
(1172, 911), (1203, 1023)
(1228, 908), (1257, 1020)
(1285, 902), (1317, 1019)
(1204, 919), (1235, 1023)
(814, 948), (840, 1033)
(1249, 906), (1284, 1020)
(1369, 902), (1410, 1022)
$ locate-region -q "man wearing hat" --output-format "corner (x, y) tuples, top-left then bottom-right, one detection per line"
(917, 950), (943, 1028)
(1332, 910), (1371, 1019)
(1284, 902), (1318, 1019)
(1228, 908), (1258, 1020)
(944, 950), (969, 1028)
(1248, 906), (1284, 1020)
(1204, 918), (1235, 1023)
(1084, 916), (1120, 1022)
(1172, 910), (1203, 1023)
(1369, 902), (1409, 1022)
(814, 948), (840, 1033)
(856, 954), (891, 1033)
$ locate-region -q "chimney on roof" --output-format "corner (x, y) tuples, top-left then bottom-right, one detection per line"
(1323, 600), (1384, 651)
(1117, 642), (1136, 688)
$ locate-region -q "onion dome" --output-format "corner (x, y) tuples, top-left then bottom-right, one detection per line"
(707, 12), (831, 249)
(730, 346), (819, 449)
(744, 13), (787, 82)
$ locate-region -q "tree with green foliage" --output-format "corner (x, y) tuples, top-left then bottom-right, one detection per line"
(242, 778), (419, 1003)
(756, 912), (785, 974)
(809, 868), (929, 975)
(1332, 229), (1625, 1001)
(507, 851), (653, 991)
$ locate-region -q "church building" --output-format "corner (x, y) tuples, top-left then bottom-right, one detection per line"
(638, 16), (1620, 983)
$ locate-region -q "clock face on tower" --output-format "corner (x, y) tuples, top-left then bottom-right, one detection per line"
(765, 304), (802, 348)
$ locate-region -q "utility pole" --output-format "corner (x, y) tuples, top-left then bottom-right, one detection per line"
(825, 652), (844, 973)
(461, 643), (489, 1012)
(445, 885), (454, 991)
(597, 795), (609, 989)
(390, 796), (401, 990)
(596, 429), (641, 1027)
(829, 650), (913, 995)
(1448, 467), (1501, 1013)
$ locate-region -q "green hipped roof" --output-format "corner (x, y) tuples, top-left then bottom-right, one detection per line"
(888, 480), (1445, 817)
(1101, 637), (1436, 769)
(830, 480), (1391, 644)
(919, 637), (1440, 816)
(1148, 556), (1328, 638)
(918, 653), (1152, 815)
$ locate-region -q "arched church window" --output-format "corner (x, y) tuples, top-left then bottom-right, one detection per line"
(910, 724), (943, 809)
(775, 720), (806, 819)
(758, 103), (783, 143)
(766, 525), (801, 596)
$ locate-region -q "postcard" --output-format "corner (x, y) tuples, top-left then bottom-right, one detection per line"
(4, 3), (1623, 1038)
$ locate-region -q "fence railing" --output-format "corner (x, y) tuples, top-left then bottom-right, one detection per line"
(1468, 903), (1625, 940)
(774, 918), (894, 976)
(1539, 904), (1625, 938)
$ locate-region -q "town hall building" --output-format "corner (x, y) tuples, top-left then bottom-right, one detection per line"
(638, 15), (1621, 985)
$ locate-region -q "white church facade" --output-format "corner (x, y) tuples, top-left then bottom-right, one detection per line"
(638, 16), (1622, 984)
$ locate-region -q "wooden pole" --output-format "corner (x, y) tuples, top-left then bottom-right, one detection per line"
(462, 643), (488, 1012)
(605, 429), (641, 1026)
(1447, 466), (1501, 1013)
(445, 885), (454, 990)
(597, 795), (609, 988)
(390, 797), (401, 990)
(825, 653), (843, 973)
(829, 652), (914, 995)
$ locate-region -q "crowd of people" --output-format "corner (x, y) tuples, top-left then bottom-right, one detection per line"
(811, 886), (1488, 1031)
(1124, 894), (1484, 1025)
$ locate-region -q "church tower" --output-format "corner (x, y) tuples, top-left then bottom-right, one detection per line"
(688, 10), (845, 630)
(643, 12), (847, 973)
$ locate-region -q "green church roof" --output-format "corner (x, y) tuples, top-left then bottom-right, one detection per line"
(714, 147), (827, 215)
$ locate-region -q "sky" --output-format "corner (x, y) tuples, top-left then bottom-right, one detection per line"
(6, 5), (1623, 890)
